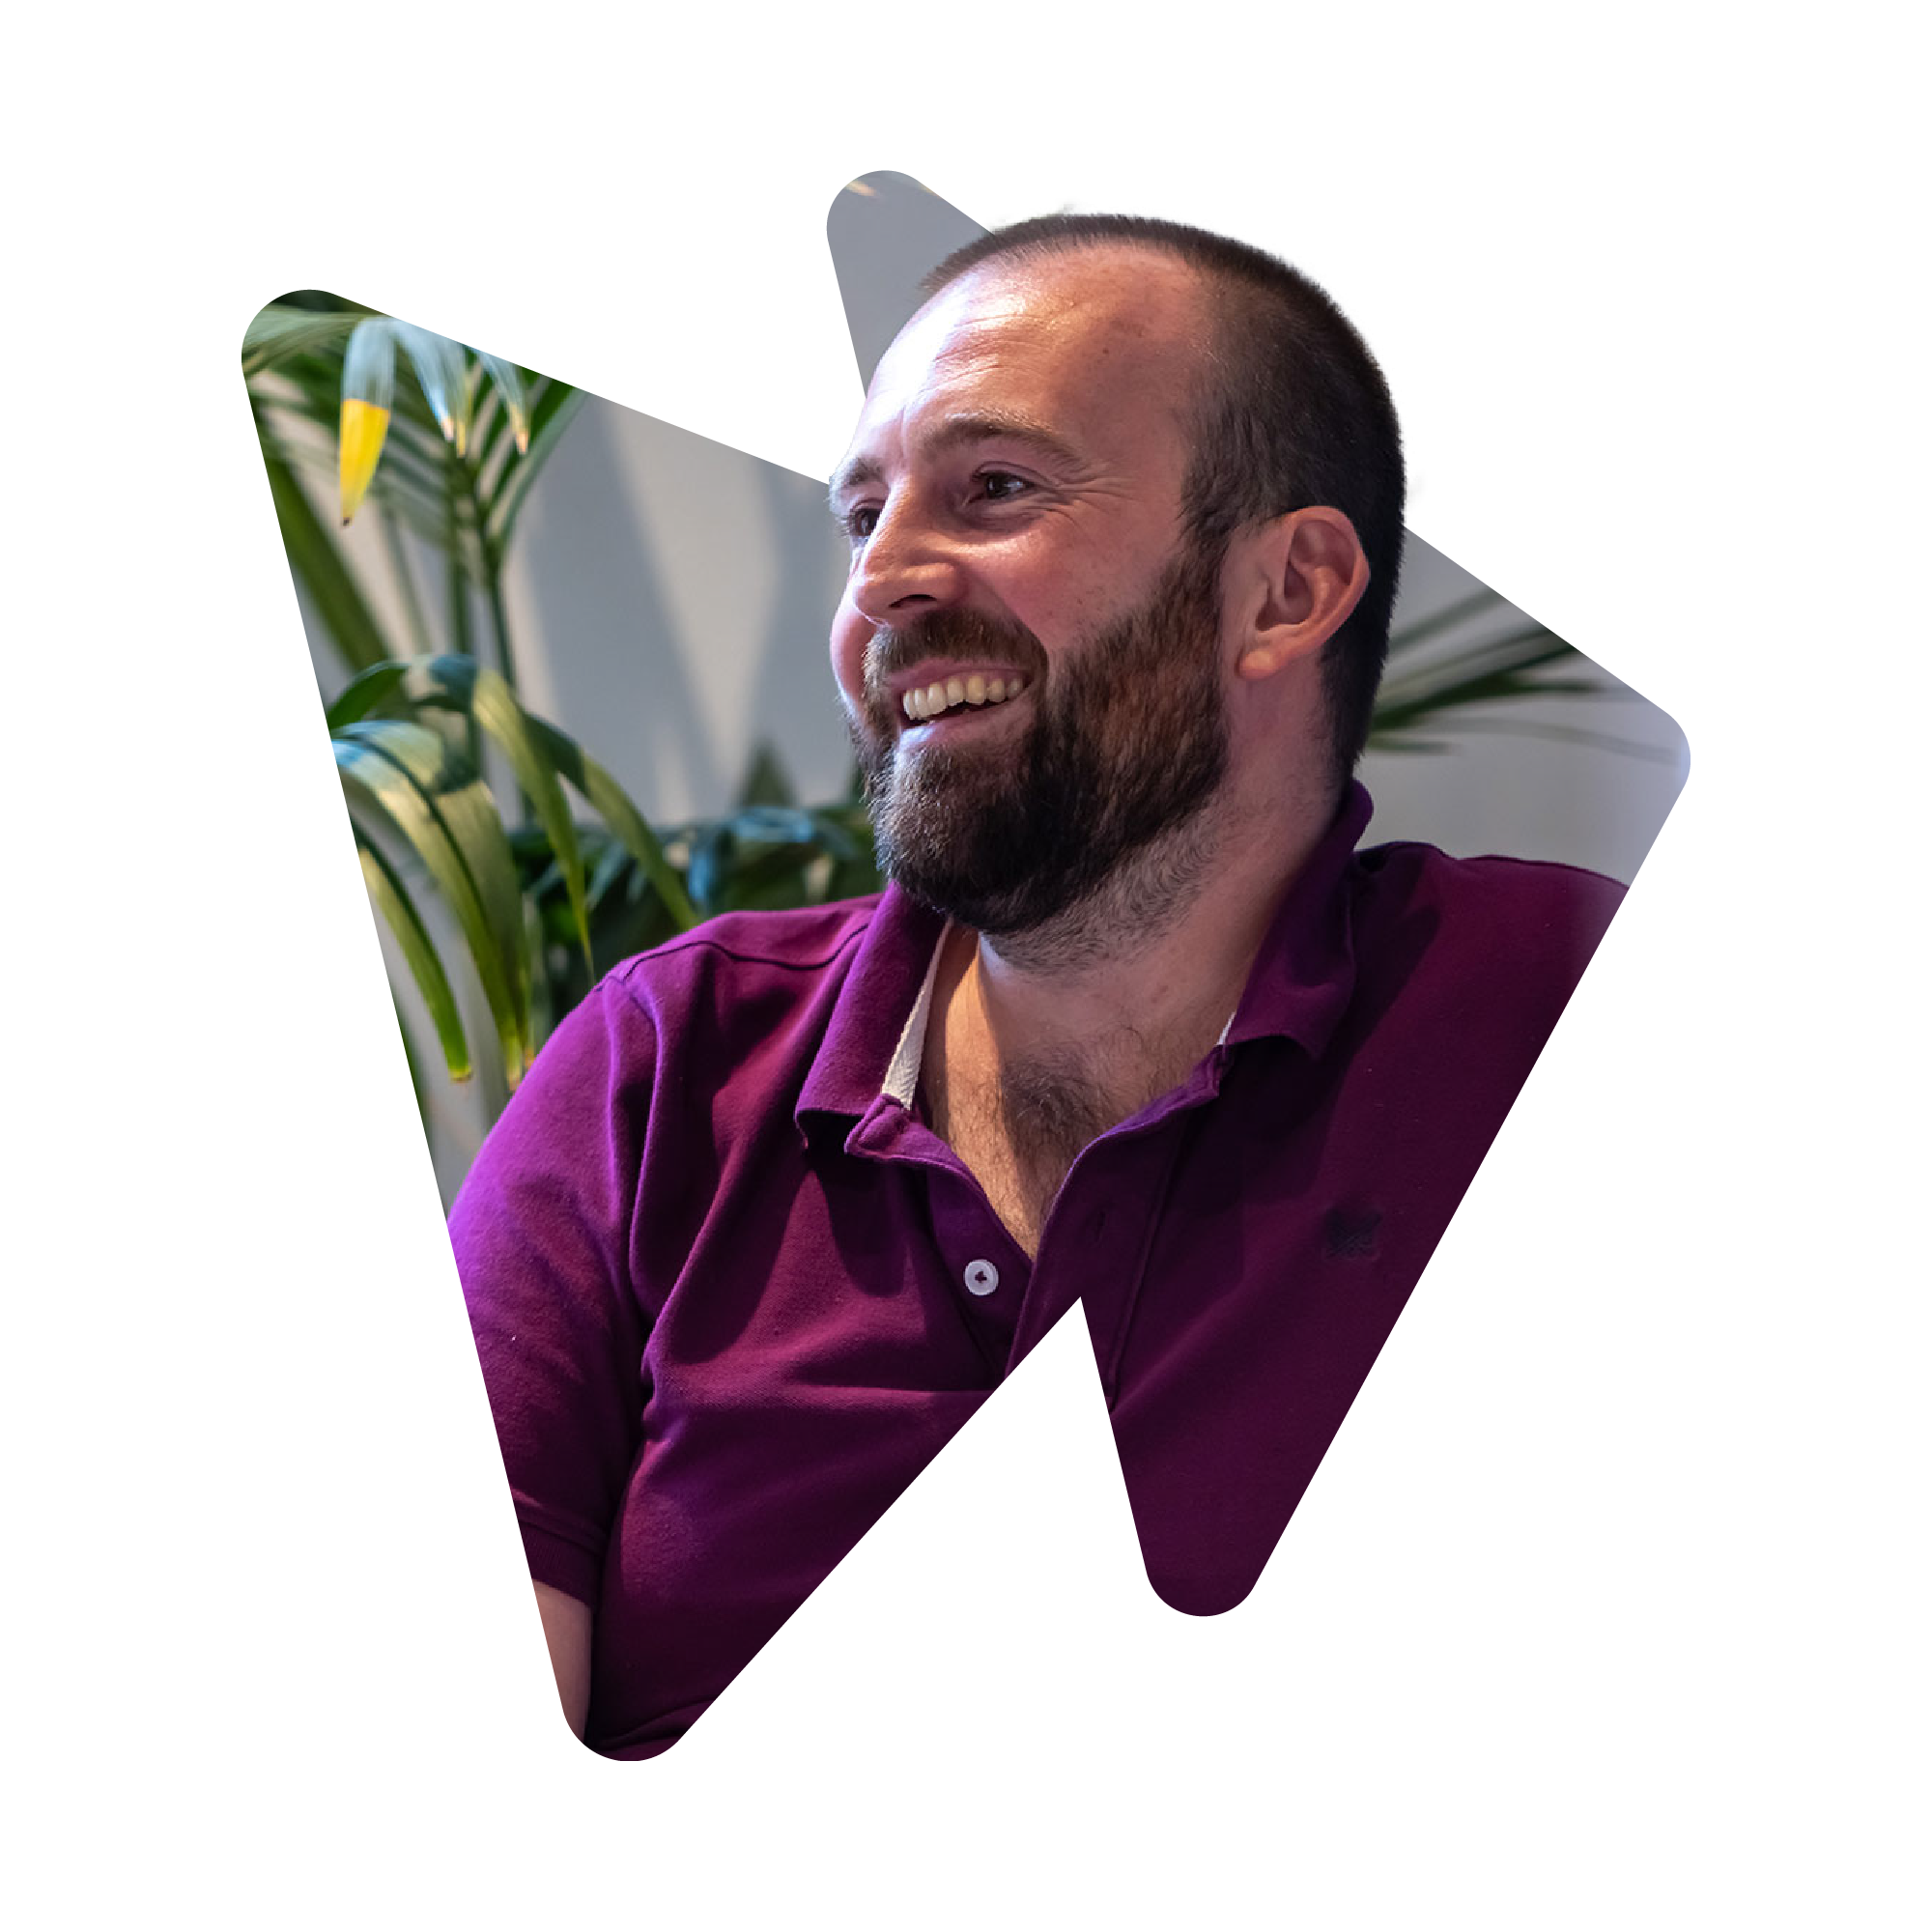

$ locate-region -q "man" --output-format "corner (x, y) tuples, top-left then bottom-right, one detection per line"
(450, 214), (1624, 1757)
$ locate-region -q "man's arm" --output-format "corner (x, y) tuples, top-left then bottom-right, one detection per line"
(534, 1582), (592, 1740)
(450, 975), (659, 1751)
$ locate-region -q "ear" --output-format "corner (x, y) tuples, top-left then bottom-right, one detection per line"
(1229, 507), (1371, 683)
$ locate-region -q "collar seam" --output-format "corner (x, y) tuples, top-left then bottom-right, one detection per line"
(881, 922), (952, 1108)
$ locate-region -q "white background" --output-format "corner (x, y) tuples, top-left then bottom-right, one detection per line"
(5, 6), (1924, 1926)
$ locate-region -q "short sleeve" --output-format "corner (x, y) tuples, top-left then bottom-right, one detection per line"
(447, 974), (657, 1607)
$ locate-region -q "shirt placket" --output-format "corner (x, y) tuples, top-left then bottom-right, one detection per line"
(1010, 1054), (1228, 1384)
(923, 1165), (1031, 1371)
(843, 1096), (1032, 1377)
(841, 1051), (1234, 1389)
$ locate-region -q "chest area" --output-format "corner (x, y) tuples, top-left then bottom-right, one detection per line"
(926, 1091), (1054, 1259)
(925, 1033), (1208, 1262)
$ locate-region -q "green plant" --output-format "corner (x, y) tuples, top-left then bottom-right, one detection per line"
(246, 297), (580, 687)
(246, 298), (878, 1117)
(326, 654), (874, 1094)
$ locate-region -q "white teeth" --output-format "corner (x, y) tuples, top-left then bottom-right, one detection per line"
(898, 671), (1029, 723)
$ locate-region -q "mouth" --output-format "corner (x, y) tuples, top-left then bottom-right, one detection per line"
(895, 669), (1032, 727)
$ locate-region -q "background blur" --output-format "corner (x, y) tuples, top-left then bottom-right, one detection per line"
(270, 170), (1688, 1201)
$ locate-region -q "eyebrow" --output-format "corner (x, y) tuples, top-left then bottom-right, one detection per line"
(828, 410), (1086, 504)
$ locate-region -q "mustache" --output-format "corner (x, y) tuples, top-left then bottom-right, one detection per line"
(863, 608), (1049, 703)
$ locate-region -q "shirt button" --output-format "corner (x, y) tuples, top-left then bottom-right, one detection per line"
(963, 1259), (1000, 1296)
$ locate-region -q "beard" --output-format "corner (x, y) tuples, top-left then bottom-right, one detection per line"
(847, 539), (1231, 947)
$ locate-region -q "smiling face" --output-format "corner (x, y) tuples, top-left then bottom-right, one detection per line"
(829, 249), (1238, 933)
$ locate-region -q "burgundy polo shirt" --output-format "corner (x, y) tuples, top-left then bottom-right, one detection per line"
(449, 783), (1624, 1757)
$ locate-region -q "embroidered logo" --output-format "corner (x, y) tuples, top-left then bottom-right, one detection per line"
(1322, 1206), (1384, 1260)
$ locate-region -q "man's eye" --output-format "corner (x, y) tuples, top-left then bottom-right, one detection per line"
(975, 470), (1031, 503)
(843, 504), (881, 541)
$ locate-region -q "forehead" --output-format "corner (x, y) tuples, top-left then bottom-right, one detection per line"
(836, 247), (1212, 487)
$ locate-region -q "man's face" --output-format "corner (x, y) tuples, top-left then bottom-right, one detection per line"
(828, 249), (1235, 933)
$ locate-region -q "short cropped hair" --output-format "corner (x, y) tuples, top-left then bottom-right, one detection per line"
(923, 214), (1406, 783)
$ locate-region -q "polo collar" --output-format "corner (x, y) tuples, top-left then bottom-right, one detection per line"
(795, 883), (947, 1132)
(793, 781), (1373, 1133)
(1221, 779), (1370, 1062)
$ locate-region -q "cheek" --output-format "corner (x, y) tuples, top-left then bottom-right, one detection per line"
(999, 565), (1117, 656)
(830, 598), (869, 706)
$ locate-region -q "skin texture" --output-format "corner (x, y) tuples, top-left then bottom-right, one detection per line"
(534, 1580), (591, 1739)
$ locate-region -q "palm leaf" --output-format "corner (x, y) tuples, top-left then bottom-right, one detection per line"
(326, 660), (413, 729)
(272, 352), (450, 469)
(585, 831), (636, 908)
(256, 329), (580, 579)
(259, 438), (389, 673)
(729, 805), (826, 846)
(242, 302), (366, 379)
(400, 656), (595, 975)
(475, 353), (531, 452)
(1370, 622), (1602, 745)
(805, 808), (861, 864)
(524, 717), (700, 931)
(394, 323), (472, 450)
(469, 381), (530, 494)
(1382, 587), (1507, 658)
(713, 840), (834, 911)
(686, 821), (736, 915)
(258, 380), (462, 567)
(356, 830), (471, 1081)
(333, 720), (532, 1085)
(484, 383), (585, 549)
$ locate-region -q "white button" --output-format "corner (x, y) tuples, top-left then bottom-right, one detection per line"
(963, 1259), (1000, 1296)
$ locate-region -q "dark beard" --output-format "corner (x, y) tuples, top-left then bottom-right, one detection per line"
(849, 540), (1230, 940)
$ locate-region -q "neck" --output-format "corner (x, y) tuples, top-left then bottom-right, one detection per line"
(925, 781), (1339, 1179)
(978, 784), (1333, 1066)
(919, 783), (1337, 1255)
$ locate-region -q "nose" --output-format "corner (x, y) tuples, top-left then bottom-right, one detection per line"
(848, 490), (968, 628)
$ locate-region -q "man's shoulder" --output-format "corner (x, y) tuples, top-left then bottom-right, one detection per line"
(1356, 839), (1626, 926)
(1349, 839), (1627, 1009)
(596, 895), (888, 1016)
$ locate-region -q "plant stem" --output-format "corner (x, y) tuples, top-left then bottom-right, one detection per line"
(380, 507), (435, 659)
(442, 443), (482, 777)
(466, 452), (532, 824)
(484, 562), (518, 696)
(458, 442), (519, 697)
(442, 446), (474, 659)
